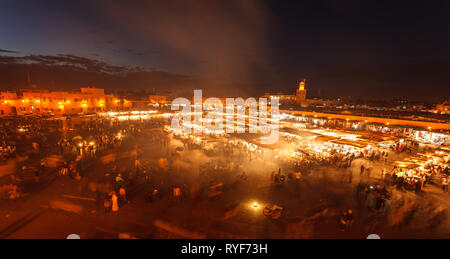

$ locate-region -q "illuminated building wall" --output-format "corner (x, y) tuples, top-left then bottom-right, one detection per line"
(260, 94), (296, 105)
(148, 95), (169, 104)
(436, 101), (450, 112)
(0, 87), (131, 116)
(0, 91), (18, 116)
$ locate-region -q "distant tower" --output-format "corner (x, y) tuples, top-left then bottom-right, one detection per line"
(27, 71), (31, 86)
(296, 79), (307, 105)
(27, 71), (37, 89)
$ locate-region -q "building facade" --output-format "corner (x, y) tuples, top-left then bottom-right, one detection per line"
(260, 93), (296, 105)
(261, 79), (308, 106)
(0, 87), (131, 116)
(148, 95), (169, 104)
(436, 101), (450, 113)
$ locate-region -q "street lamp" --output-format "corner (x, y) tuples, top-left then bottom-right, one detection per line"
(251, 201), (259, 209)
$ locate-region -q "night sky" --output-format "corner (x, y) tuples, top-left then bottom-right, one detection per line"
(0, 0), (449, 101)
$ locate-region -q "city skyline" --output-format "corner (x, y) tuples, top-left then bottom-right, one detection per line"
(0, 1), (450, 101)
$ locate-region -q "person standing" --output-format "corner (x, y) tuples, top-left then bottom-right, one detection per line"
(345, 209), (354, 232)
(152, 188), (160, 202)
(173, 187), (181, 202)
(442, 177), (449, 193)
(134, 159), (140, 175)
(415, 180), (422, 193)
(115, 173), (124, 187)
(104, 196), (112, 213)
(295, 171), (302, 182)
(381, 168), (386, 180)
(111, 192), (119, 212)
(339, 211), (348, 232)
(119, 187), (128, 204)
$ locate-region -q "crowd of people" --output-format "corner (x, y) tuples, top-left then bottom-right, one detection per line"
(0, 116), (54, 161)
(384, 164), (450, 193)
(1, 110), (449, 237)
(0, 143), (16, 161)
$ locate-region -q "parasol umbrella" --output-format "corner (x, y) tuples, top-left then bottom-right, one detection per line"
(72, 135), (83, 141)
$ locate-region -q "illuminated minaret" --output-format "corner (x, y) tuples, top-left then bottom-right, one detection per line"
(296, 78), (307, 105)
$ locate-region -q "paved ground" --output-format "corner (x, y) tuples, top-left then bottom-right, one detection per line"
(1, 131), (449, 239)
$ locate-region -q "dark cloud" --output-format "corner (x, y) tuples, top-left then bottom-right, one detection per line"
(0, 53), (244, 96)
(0, 48), (19, 54)
(0, 54), (145, 74)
